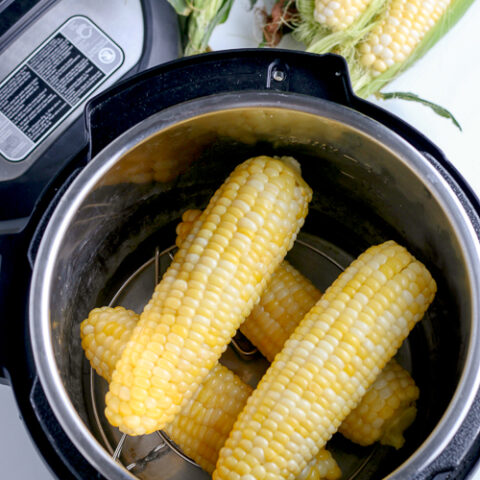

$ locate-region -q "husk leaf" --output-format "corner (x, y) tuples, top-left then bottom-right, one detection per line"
(378, 91), (462, 130)
(167, 0), (193, 16)
(183, 0), (235, 55)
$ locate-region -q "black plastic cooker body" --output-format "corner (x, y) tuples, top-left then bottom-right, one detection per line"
(0, 0), (180, 225)
(1, 50), (480, 480)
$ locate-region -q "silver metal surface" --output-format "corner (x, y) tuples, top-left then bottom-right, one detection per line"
(29, 92), (480, 479)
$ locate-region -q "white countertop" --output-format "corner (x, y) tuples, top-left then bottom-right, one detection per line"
(2, 0), (480, 478)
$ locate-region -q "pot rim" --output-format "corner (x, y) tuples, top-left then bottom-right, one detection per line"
(29, 91), (480, 479)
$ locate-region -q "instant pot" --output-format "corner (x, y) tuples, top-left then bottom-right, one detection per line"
(2, 43), (480, 480)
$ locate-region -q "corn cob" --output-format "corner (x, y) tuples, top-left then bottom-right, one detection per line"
(105, 156), (312, 435)
(339, 358), (419, 448)
(313, 0), (373, 31)
(337, 0), (476, 98)
(176, 208), (322, 362)
(82, 308), (252, 473)
(81, 307), (138, 383)
(345, 0), (452, 95)
(297, 450), (342, 480)
(81, 306), (341, 478)
(213, 240), (436, 480)
(166, 362), (252, 473)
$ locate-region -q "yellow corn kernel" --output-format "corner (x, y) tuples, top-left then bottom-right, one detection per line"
(105, 156), (312, 435)
(213, 240), (436, 480)
(339, 358), (419, 448)
(81, 306), (340, 478)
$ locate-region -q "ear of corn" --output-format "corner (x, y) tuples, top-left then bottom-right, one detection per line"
(80, 306), (138, 383)
(337, 0), (476, 98)
(81, 306), (341, 479)
(213, 240), (436, 480)
(105, 156), (312, 435)
(81, 307), (254, 473)
(292, 0), (474, 125)
(297, 449), (342, 480)
(175, 209), (203, 248)
(339, 358), (419, 448)
(165, 362), (253, 473)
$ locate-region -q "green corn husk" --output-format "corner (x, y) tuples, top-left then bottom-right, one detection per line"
(378, 91), (462, 130)
(341, 0), (477, 98)
(294, 0), (389, 53)
(176, 0), (235, 56)
(167, 0), (194, 16)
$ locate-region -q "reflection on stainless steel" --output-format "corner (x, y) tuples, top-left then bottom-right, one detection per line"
(90, 363), (113, 455)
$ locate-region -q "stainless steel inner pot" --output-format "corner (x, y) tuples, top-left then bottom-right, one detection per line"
(30, 92), (480, 479)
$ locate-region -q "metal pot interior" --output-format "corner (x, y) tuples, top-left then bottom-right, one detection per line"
(30, 93), (480, 480)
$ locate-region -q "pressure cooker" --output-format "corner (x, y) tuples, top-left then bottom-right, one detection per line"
(1, 49), (480, 480)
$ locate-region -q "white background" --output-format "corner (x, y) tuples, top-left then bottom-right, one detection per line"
(1, 0), (480, 478)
